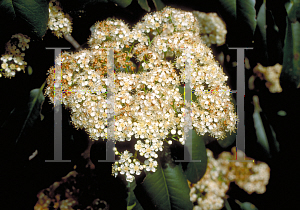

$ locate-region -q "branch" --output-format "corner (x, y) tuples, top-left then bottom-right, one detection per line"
(64, 34), (81, 50)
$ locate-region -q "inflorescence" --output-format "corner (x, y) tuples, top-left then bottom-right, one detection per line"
(192, 11), (227, 47)
(45, 6), (238, 182)
(189, 148), (270, 210)
(48, 0), (73, 38)
(0, 33), (30, 78)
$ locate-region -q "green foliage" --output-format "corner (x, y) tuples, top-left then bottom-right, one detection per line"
(15, 82), (45, 143)
(138, 163), (193, 210)
(216, 0), (236, 19)
(237, 0), (256, 34)
(216, 0), (256, 46)
(256, 2), (267, 62)
(151, 0), (164, 11)
(260, 111), (280, 154)
(216, 0), (256, 32)
(138, 0), (151, 12)
(224, 199), (232, 210)
(236, 200), (259, 210)
(127, 203), (137, 210)
(252, 96), (270, 157)
(0, 82), (45, 144)
(252, 95), (280, 158)
(0, 0), (49, 39)
(127, 181), (144, 210)
(217, 131), (236, 148)
(285, 0), (300, 23)
(111, 0), (133, 8)
(254, 2), (283, 66)
(181, 129), (207, 184)
(281, 17), (300, 88)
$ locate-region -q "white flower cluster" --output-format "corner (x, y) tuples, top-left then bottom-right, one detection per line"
(192, 11), (227, 47)
(48, 0), (72, 38)
(189, 148), (270, 210)
(45, 6), (237, 182)
(0, 33), (30, 78)
(230, 149), (270, 194)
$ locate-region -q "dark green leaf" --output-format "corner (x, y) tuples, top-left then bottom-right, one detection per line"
(237, 0), (256, 34)
(257, 2), (266, 46)
(138, 0), (151, 12)
(152, 0), (164, 11)
(217, 0), (256, 46)
(218, 132), (236, 148)
(268, 120), (280, 153)
(139, 164), (193, 210)
(182, 129), (208, 183)
(254, 3), (283, 66)
(285, 0), (300, 23)
(254, 2), (268, 64)
(111, 0), (132, 8)
(236, 0), (257, 45)
(260, 111), (280, 154)
(224, 198), (232, 210)
(281, 17), (300, 89)
(217, 0), (236, 19)
(0, 0), (49, 39)
(236, 200), (259, 210)
(127, 181), (144, 210)
(16, 82), (45, 143)
(252, 96), (270, 157)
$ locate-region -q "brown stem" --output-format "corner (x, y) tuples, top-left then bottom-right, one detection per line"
(81, 137), (95, 169)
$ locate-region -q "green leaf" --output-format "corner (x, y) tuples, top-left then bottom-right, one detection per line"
(254, 3), (283, 66)
(218, 132), (236, 148)
(235, 200), (259, 210)
(281, 17), (300, 89)
(217, 0), (236, 19)
(224, 199), (232, 210)
(127, 181), (144, 210)
(182, 129), (208, 184)
(0, 0), (49, 39)
(252, 96), (270, 157)
(138, 0), (151, 12)
(217, 0), (256, 46)
(255, 2), (267, 61)
(260, 111), (280, 154)
(138, 164), (193, 210)
(15, 82), (45, 143)
(127, 203), (136, 210)
(111, 0), (132, 8)
(285, 0), (300, 23)
(152, 0), (164, 11)
(237, 0), (256, 34)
